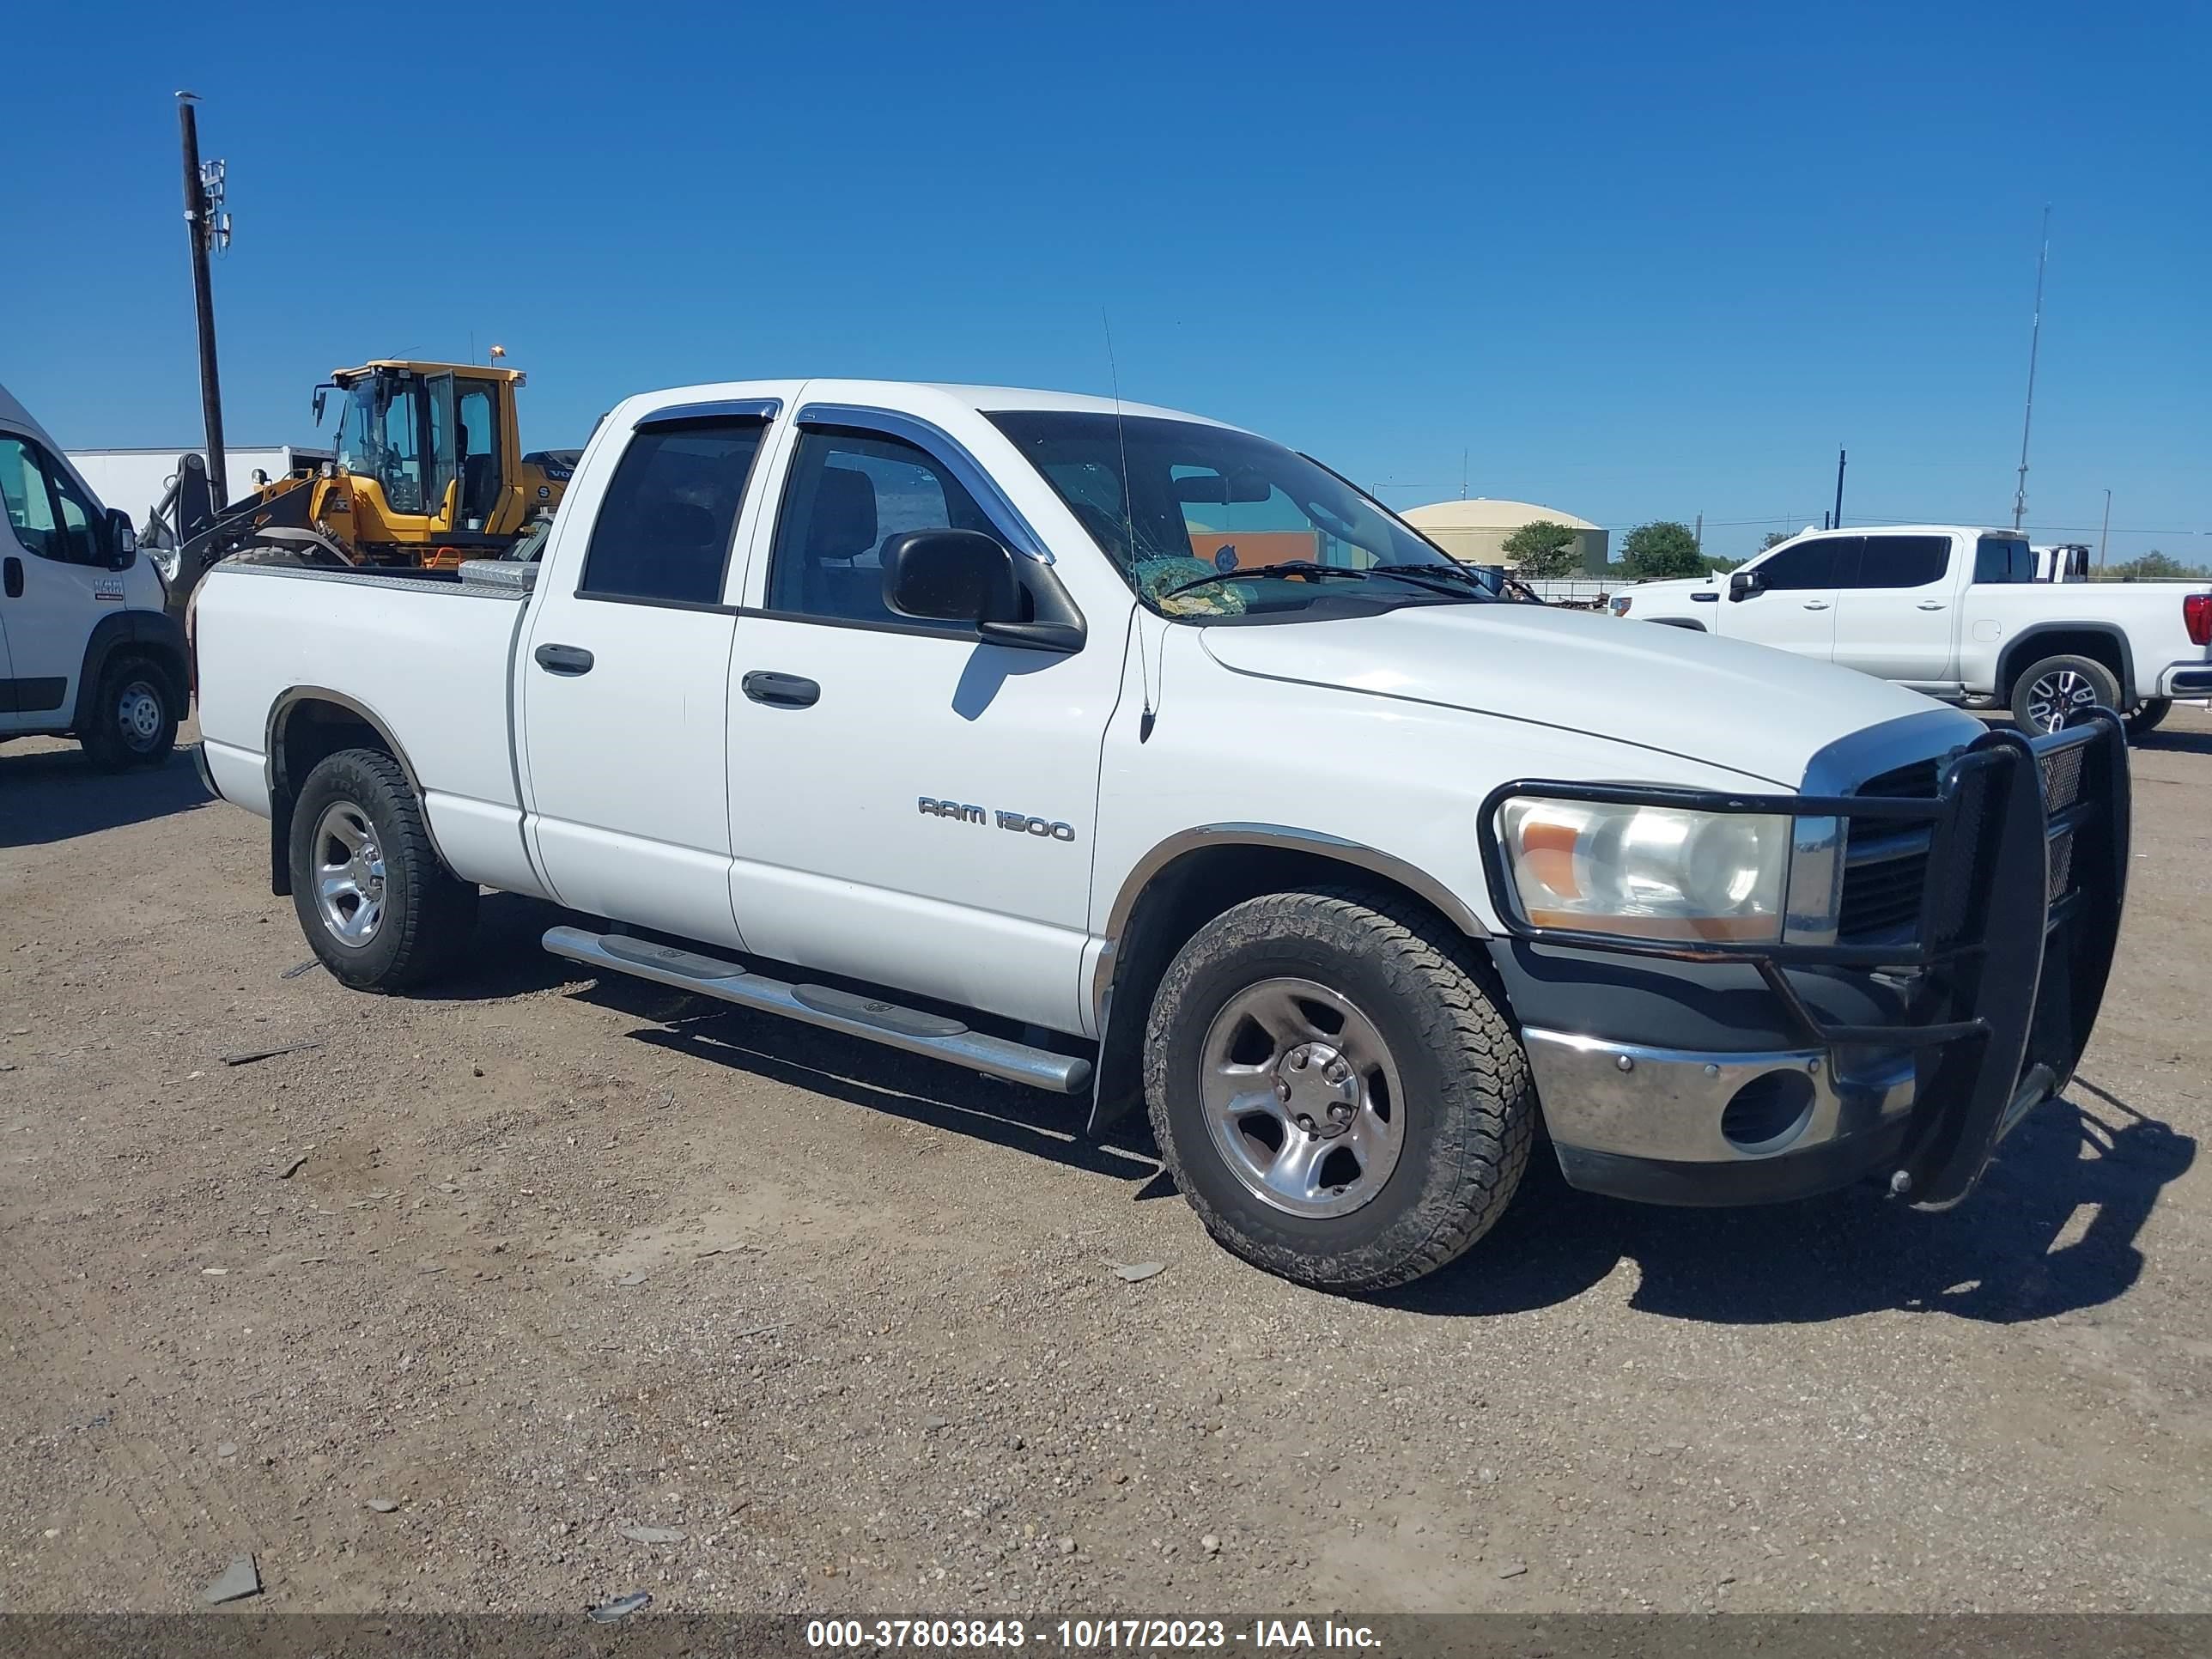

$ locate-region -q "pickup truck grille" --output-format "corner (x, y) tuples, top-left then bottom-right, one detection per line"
(1838, 760), (1940, 941)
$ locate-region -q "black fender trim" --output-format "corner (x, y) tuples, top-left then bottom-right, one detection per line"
(1996, 623), (2137, 705)
(70, 609), (188, 733)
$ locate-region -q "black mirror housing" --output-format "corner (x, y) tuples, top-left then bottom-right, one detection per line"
(106, 507), (138, 569)
(1729, 568), (1762, 601)
(882, 530), (1019, 624)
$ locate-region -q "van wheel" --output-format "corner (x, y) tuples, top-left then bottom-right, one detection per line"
(289, 748), (477, 991)
(80, 654), (179, 771)
(2011, 653), (2121, 736)
(2123, 699), (2172, 739)
(1143, 888), (1534, 1293)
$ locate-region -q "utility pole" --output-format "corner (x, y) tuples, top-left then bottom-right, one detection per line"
(2098, 488), (2112, 568)
(1693, 513), (1703, 553)
(177, 92), (229, 509)
(2013, 204), (2051, 534)
(1833, 447), (1847, 529)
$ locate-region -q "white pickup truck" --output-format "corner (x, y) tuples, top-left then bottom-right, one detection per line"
(1614, 524), (2212, 738)
(191, 380), (2130, 1291)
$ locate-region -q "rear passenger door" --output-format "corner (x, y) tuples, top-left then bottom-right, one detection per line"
(1718, 536), (1844, 659)
(1829, 533), (1963, 687)
(721, 410), (1121, 1036)
(520, 405), (775, 945)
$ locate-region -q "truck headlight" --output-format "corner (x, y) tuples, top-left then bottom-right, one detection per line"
(1494, 798), (1793, 943)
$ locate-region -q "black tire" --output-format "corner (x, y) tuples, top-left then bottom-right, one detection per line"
(2124, 698), (2173, 740)
(288, 748), (477, 991)
(2010, 653), (2122, 736)
(79, 653), (179, 771)
(1143, 887), (1534, 1293)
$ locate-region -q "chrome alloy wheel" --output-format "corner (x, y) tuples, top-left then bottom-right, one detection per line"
(2024, 668), (2100, 734)
(116, 680), (164, 751)
(312, 800), (387, 945)
(1198, 977), (1405, 1218)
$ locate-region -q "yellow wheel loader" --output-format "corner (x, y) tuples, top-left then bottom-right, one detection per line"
(160, 360), (571, 604)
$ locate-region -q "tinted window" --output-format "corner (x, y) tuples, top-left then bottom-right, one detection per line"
(766, 429), (997, 627)
(1756, 538), (1841, 590)
(1974, 537), (2033, 583)
(579, 420), (765, 604)
(0, 435), (99, 563)
(1850, 535), (1949, 589)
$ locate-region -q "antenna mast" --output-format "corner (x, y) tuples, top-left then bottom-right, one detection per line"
(2012, 204), (2050, 534)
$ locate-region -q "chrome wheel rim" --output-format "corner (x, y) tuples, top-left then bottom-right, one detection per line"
(1198, 976), (1405, 1218)
(2025, 669), (2100, 734)
(312, 800), (386, 945)
(117, 681), (163, 750)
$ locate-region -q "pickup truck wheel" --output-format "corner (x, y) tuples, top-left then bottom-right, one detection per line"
(1143, 888), (1534, 1293)
(2012, 653), (2120, 736)
(2123, 698), (2172, 739)
(80, 654), (179, 772)
(289, 749), (477, 991)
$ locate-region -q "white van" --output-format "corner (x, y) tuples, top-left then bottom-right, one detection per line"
(0, 382), (187, 768)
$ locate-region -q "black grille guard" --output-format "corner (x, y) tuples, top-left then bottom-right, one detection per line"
(1478, 710), (2130, 1208)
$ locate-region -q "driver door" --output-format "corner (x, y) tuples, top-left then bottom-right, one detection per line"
(0, 434), (109, 732)
(1718, 536), (1846, 660)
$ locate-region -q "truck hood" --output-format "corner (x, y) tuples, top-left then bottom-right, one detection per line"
(1197, 602), (1960, 788)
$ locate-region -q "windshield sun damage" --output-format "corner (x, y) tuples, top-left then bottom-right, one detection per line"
(985, 411), (1493, 620)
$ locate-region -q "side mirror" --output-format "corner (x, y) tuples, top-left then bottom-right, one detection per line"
(106, 507), (138, 569)
(1729, 568), (1764, 601)
(883, 530), (1019, 625)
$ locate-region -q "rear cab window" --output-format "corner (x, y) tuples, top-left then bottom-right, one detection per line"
(1973, 536), (2033, 583)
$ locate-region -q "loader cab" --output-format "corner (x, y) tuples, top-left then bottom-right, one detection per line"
(325, 361), (532, 556)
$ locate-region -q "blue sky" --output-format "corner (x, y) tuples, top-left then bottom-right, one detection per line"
(9, 1), (2206, 562)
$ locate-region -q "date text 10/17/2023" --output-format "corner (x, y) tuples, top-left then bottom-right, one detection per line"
(805, 1620), (1383, 1651)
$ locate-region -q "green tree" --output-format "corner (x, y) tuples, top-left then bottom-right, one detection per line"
(2096, 550), (2208, 581)
(1620, 520), (1706, 580)
(1759, 532), (1791, 552)
(1499, 520), (1582, 578)
(1704, 556), (1744, 575)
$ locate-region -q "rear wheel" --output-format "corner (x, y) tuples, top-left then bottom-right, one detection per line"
(2011, 653), (2121, 736)
(289, 748), (477, 991)
(1143, 888), (1534, 1293)
(2124, 698), (2172, 739)
(80, 654), (179, 771)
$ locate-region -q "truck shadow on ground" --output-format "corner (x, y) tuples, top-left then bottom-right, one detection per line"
(1387, 1077), (2193, 1326)
(2136, 728), (2212, 757)
(0, 743), (210, 848)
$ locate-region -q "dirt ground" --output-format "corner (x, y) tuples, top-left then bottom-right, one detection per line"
(3, 710), (2209, 1618)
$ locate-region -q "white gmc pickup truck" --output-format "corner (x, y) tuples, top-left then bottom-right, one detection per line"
(1614, 524), (2212, 738)
(191, 380), (2130, 1291)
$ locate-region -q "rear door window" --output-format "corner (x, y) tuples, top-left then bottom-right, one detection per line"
(577, 419), (767, 605)
(1850, 535), (1950, 589)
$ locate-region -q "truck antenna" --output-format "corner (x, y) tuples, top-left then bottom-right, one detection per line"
(1103, 310), (1156, 742)
(2012, 204), (2051, 534)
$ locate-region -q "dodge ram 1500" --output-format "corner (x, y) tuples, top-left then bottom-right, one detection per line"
(191, 380), (2129, 1291)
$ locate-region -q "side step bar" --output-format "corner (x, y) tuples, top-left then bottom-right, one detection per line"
(542, 926), (1092, 1095)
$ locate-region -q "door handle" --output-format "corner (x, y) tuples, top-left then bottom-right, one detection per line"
(742, 670), (821, 708)
(533, 642), (594, 676)
(1802, 599), (1830, 611)
(1916, 601), (1947, 611)
(3, 556), (20, 599)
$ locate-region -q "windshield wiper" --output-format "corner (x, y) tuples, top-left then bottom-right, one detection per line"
(1365, 562), (1498, 599)
(1155, 560), (1374, 601)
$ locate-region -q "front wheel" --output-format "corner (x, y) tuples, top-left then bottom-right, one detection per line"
(1143, 888), (1534, 1293)
(80, 654), (179, 771)
(289, 748), (477, 991)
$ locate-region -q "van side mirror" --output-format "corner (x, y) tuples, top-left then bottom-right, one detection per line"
(883, 530), (1020, 625)
(1729, 568), (1763, 601)
(106, 507), (138, 569)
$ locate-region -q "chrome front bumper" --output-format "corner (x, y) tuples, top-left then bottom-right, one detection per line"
(1524, 1027), (1917, 1187)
